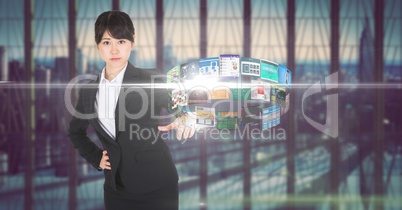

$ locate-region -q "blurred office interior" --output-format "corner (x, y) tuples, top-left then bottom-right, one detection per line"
(0, 0), (401, 209)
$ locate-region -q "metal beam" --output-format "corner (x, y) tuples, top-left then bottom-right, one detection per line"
(243, 0), (251, 57)
(156, 0), (164, 73)
(23, 0), (34, 209)
(199, 135), (207, 210)
(112, 0), (119, 10)
(330, 0), (340, 209)
(198, 24), (208, 204)
(242, 2), (252, 210)
(286, 0), (295, 209)
(198, 0), (209, 197)
(374, 0), (384, 209)
(242, 130), (251, 210)
(68, 0), (78, 209)
(200, 0), (207, 58)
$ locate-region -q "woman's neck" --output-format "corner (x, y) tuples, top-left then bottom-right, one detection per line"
(104, 62), (127, 81)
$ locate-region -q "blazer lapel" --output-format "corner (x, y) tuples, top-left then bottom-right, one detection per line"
(84, 76), (118, 145)
(115, 63), (141, 140)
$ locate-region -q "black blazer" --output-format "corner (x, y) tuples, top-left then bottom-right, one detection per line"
(68, 62), (178, 194)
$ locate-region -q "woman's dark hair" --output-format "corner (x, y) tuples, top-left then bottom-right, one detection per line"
(94, 11), (135, 45)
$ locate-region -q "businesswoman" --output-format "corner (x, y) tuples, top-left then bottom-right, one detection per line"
(68, 11), (194, 210)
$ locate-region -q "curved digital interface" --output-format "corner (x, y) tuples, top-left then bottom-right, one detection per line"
(166, 54), (292, 131)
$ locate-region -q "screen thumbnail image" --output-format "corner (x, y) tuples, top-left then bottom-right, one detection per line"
(209, 87), (231, 100)
(276, 89), (286, 108)
(217, 111), (238, 130)
(195, 106), (215, 127)
(171, 89), (188, 109)
(260, 59), (279, 83)
(281, 93), (290, 115)
(188, 89), (209, 104)
(250, 79), (270, 101)
(220, 54), (240, 77)
(261, 105), (280, 130)
(181, 61), (199, 81)
(241, 57), (261, 77)
(278, 64), (292, 88)
(167, 65), (180, 83)
(199, 57), (219, 78)
(240, 105), (261, 125)
(270, 85), (286, 108)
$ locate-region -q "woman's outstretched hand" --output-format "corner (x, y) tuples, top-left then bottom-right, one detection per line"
(158, 112), (196, 141)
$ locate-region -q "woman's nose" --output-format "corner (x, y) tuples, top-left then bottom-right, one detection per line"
(111, 45), (119, 54)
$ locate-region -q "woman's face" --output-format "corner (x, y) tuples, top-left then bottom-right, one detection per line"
(97, 31), (135, 71)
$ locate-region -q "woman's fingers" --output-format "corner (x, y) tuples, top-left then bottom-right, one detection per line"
(176, 125), (185, 141)
(183, 126), (193, 140)
(188, 127), (196, 139)
(100, 150), (111, 170)
(103, 164), (111, 170)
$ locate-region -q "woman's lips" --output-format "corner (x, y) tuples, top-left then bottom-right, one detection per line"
(111, 58), (121, 61)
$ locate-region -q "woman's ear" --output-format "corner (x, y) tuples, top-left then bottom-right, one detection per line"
(131, 35), (136, 48)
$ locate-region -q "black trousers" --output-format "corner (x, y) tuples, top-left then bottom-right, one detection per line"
(104, 176), (178, 210)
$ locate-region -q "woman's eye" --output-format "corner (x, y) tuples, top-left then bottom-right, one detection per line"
(118, 40), (126, 44)
(103, 41), (110, 45)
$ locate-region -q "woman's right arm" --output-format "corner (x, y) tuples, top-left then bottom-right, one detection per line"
(68, 88), (103, 171)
